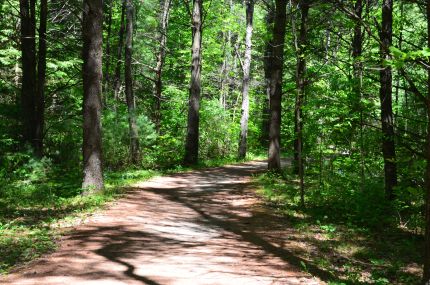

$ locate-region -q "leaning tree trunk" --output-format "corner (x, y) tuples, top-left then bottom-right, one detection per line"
(124, 0), (139, 163)
(267, 0), (287, 171)
(423, 0), (430, 282)
(184, 0), (203, 165)
(379, 0), (397, 200)
(82, 0), (104, 193)
(153, 0), (172, 133)
(19, 0), (36, 150)
(35, 0), (47, 157)
(294, 1), (308, 207)
(238, 0), (254, 160)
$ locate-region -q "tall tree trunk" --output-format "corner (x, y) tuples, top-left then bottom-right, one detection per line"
(184, 0), (203, 165)
(82, 0), (104, 193)
(238, 0), (254, 160)
(267, 0), (287, 171)
(35, 0), (47, 157)
(19, 0), (36, 149)
(261, 2), (275, 148)
(379, 0), (397, 200)
(125, 0), (139, 163)
(103, 0), (113, 97)
(153, 0), (172, 133)
(294, 1), (308, 207)
(352, 0), (365, 189)
(113, 2), (126, 103)
(423, 1), (430, 282)
(219, 0), (233, 109)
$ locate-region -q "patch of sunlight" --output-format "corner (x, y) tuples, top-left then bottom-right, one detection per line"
(335, 243), (365, 256)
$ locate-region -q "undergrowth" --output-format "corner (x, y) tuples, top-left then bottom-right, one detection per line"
(255, 169), (423, 285)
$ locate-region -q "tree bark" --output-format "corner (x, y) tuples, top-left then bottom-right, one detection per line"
(294, 1), (308, 207)
(153, 0), (172, 133)
(35, 0), (47, 157)
(103, 0), (113, 97)
(184, 0), (203, 165)
(261, 2), (275, 148)
(238, 0), (254, 160)
(379, 0), (397, 200)
(113, 1), (126, 103)
(19, 0), (36, 150)
(82, 0), (104, 193)
(125, 0), (139, 163)
(423, 1), (430, 282)
(219, 0), (234, 110)
(267, 0), (287, 171)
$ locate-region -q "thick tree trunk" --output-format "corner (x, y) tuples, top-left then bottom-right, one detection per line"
(153, 0), (172, 133)
(267, 0), (287, 171)
(238, 0), (254, 160)
(35, 0), (47, 157)
(261, 2), (274, 148)
(423, 1), (430, 282)
(184, 0), (203, 165)
(125, 0), (139, 163)
(19, 0), (36, 149)
(294, 1), (308, 207)
(379, 0), (397, 200)
(113, 2), (126, 102)
(82, 0), (104, 193)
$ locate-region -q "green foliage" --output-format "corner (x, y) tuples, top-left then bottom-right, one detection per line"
(256, 170), (422, 284)
(200, 99), (239, 160)
(102, 108), (157, 169)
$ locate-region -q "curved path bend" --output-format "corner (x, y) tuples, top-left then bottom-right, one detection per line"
(2, 161), (323, 285)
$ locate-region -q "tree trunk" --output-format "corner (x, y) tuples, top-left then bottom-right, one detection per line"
(103, 0), (113, 97)
(238, 0), (254, 160)
(184, 0), (203, 165)
(82, 0), (104, 193)
(423, 1), (430, 282)
(261, 2), (275, 148)
(352, 0), (365, 189)
(153, 0), (172, 133)
(379, 0), (397, 200)
(294, 1), (308, 207)
(34, 0), (47, 157)
(219, 0), (233, 110)
(19, 0), (36, 149)
(113, 1), (126, 102)
(125, 0), (139, 163)
(267, 0), (287, 171)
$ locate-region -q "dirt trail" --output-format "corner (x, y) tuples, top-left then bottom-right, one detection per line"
(2, 161), (324, 285)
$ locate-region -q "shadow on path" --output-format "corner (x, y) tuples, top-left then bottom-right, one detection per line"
(2, 161), (338, 285)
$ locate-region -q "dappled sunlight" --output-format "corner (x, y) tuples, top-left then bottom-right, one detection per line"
(1, 161), (324, 285)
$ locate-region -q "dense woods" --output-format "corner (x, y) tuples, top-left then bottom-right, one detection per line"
(2, 0), (430, 283)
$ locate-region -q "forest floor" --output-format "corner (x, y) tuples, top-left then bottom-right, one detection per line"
(1, 160), (325, 285)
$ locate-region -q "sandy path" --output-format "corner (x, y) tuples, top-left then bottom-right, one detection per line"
(2, 161), (323, 285)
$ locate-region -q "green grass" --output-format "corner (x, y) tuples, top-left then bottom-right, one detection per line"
(254, 170), (423, 285)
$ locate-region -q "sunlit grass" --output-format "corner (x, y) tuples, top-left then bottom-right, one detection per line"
(255, 171), (423, 285)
